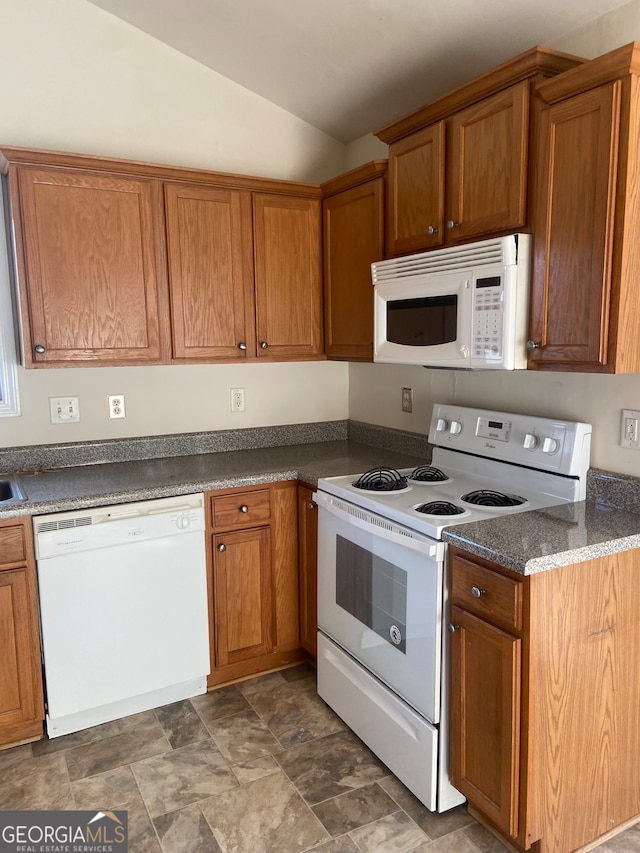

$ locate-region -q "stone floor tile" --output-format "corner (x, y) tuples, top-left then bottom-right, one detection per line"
(312, 782), (399, 837)
(0, 742), (33, 769)
(0, 753), (74, 810)
(411, 825), (485, 852)
(71, 765), (141, 809)
(32, 710), (160, 756)
(235, 671), (287, 697)
(309, 836), (360, 853)
(230, 753), (281, 785)
(122, 796), (163, 853)
(280, 662), (317, 682)
(464, 822), (514, 852)
(277, 729), (388, 806)
(154, 699), (210, 749)
(200, 770), (329, 853)
(379, 776), (473, 839)
(190, 685), (250, 723)
(153, 802), (222, 853)
(246, 677), (345, 748)
(131, 740), (237, 818)
(205, 708), (281, 764)
(348, 810), (429, 853)
(64, 715), (170, 781)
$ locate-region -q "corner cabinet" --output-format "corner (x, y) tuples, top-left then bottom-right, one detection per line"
(321, 161), (387, 362)
(376, 47), (583, 256)
(206, 482), (303, 687)
(0, 517), (44, 749)
(448, 545), (640, 853)
(529, 43), (640, 373)
(1, 147), (323, 367)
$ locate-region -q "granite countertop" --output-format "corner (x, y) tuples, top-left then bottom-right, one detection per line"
(443, 498), (640, 575)
(2, 423), (640, 576)
(0, 439), (426, 519)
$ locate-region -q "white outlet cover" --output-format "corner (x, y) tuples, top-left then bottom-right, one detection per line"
(108, 394), (126, 419)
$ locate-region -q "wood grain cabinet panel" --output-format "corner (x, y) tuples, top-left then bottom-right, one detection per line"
(529, 43), (640, 373)
(206, 482), (302, 687)
(165, 183), (256, 361)
(0, 517), (44, 749)
(253, 194), (323, 359)
(297, 484), (318, 658)
(14, 166), (169, 366)
(322, 162), (386, 361)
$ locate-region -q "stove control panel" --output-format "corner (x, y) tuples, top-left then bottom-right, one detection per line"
(429, 403), (592, 477)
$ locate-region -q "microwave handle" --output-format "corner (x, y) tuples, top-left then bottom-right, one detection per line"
(313, 490), (443, 560)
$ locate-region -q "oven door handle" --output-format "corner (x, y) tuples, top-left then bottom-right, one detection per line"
(313, 491), (443, 560)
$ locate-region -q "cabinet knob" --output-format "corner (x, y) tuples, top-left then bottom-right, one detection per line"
(471, 586), (486, 598)
(427, 225), (438, 235)
(240, 505), (249, 513)
(446, 220), (459, 229)
(447, 622), (459, 633)
(218, 543), (226, 552)
(526, 340), (541, 350)
(260, 341), (269, 349)
(34, 344), (46, 354)
(308, 501), (316, 510)
(238, 342), (247, 351)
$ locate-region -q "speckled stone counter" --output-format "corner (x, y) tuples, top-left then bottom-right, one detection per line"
(0, 438), (428, 519)
(443, 499), (640, 575)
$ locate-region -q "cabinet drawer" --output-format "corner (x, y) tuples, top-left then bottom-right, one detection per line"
(451, 555), (523, 632)
(0, 525), (26, 566)
(211, 489), (271, 529)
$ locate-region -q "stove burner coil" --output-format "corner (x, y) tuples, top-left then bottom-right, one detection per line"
(409, 465), (448, 482)
(460, 489), (525, 507)
(415, 501), (465, 516)
(352, 467), (408, 492)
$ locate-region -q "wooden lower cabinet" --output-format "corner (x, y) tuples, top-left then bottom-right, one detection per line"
(206, 482), (303, 687)
(297, 483), (318, 658)
(0, 517), (44, 749)
(448, 546), (640, 853)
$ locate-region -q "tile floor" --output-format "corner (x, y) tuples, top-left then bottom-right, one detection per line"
(0, 663), (638, 853)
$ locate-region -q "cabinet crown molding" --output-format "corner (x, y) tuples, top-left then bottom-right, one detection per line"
(537, 41), (640, 103)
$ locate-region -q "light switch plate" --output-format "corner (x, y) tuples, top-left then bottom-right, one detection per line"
(49, 397), (80, 424)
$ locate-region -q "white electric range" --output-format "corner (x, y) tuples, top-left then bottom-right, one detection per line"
(314, 403), (591, 812)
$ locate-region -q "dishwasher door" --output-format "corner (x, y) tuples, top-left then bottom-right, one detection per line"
(35, 493), (209, 737)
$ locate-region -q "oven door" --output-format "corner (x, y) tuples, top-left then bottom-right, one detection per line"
(315, 491), (444, 723)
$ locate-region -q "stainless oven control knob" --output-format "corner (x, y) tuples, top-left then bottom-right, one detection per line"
(449, 420), (462, 435)
(436, 418), (449, 433)
(542, 436), (560, 455)
(471, 586), (486, 598)
(389, 625), (402, 645)
(447, 622), (458, 633)
(523, 433), (539, 451)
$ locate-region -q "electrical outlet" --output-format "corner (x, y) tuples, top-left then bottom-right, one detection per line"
(108, 394), (126, 419)
(49, 397), (80, 424)
(401, 387), (413, 413)
(621, 409), (640, 449)
(230, 388), (245, 413)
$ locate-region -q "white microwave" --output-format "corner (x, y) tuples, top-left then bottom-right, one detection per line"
(372, 234), (531, 370)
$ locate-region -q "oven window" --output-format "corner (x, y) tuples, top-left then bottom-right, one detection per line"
(335, 535), (407, 653)
(386, 295), (457, 346)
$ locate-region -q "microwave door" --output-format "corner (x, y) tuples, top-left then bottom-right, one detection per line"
(374, 272), (473, 367)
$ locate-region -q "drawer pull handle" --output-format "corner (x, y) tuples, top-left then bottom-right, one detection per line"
(240, 504), (249, 513)
(34, 344), (46, 354)
(218, 543), (226, 552)
(238, 342), (247, 351)
(427, 225), (438, 235)
(446, 219), (460, 229)
(471, 586), (486, 598)
(447, 622), (459, 633)
(308, 502), (316, 510)
(260, 341), (269, 349)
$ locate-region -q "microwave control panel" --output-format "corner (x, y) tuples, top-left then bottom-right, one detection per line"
(471, 275), (503, 360)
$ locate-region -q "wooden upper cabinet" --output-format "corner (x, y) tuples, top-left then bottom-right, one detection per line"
(253, 193), (323, 359)
(14, 166), (170, 366)
(165, 183), (256, 361)
(387, 124), (444, 255)
(377, 47), (584, 256)
(530, 43), (640, 373)
(322, 161), (387, 361)
(447, 83), (529, 241)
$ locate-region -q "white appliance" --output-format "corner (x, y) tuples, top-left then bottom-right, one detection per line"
(372, 234), (531, 369)
(34, 493), (210, 737)
(315, 404), (591, 812)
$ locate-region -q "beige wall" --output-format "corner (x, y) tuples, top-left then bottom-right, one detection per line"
(0, 0), (349, 448)
(346, 1), (640, 477)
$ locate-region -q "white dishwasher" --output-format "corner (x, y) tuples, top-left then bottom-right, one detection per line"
(34, 492), (210, 737)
